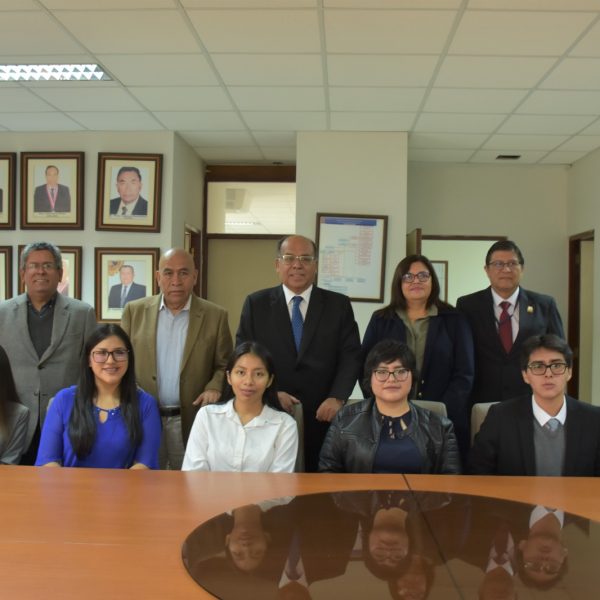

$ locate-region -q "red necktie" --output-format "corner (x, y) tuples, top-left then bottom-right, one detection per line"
(498, 301), (512, 353)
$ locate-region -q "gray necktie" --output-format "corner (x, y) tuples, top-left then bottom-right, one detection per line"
(291, 296), (303, 352)
(544, 418), (561, 434)
(120, 286), (128, 308)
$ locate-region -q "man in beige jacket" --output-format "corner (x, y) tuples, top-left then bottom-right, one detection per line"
(122, 248), (232, 469)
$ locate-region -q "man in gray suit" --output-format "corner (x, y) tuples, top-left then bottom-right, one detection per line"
(0, 242), (96, 463)
(33, 165), (71, 213)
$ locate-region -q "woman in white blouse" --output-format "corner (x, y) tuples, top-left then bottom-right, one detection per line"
(182, 342), (298, 472)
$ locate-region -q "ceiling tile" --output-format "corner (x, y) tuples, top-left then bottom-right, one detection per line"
(0, 0), (37, 8)
(483, 133), (568, 150)
(517, 90), (600, 114)
(409, 148), (475, 162)
(325, 10), (456, 53)
(229, 87), (325, 111)
(242, 111), (327, 130)
(449, 10), (595, 55)
(330, 111), (415, 130)
(469, 149), (548, 163)
(178, 131), (255, 146)
(253, 131), (297, 145)
(129, 86), (232, 111)
(329, 87), (425, 111)
(43, 1), (174, 7)
(0, 112), (83, 131)
(556, 135), (600, 151)
(32, 87), (142, 111)
(183, 0), (316, 8)
(499, 114), (596, 134)
(98, 54), (219, 86)
(436, 56), (556, 88)
(540, 150), (589, 164)
(55, 10), (199, 53)
(414, 113), (505, 132)
(0, 89), (57, 111)
(187, 9), (320, 52)
(68, 111), (164, 130)
(261, 146), (297, 161)
(0, 12), (83, 54)
(195, 146), (264, 161)
(325, 0), (461, 6)
(541, 58), (600, 89)
(409, 132), (489, 149)
(580, 118), (600, 133)
(153, 111), (245, 130)
(571, 19), (600, 56)
(469, 0), (600, 8)
(424, 88), (527, 113)
(327, 55), (438, 86)
(212, 54), (323, 85)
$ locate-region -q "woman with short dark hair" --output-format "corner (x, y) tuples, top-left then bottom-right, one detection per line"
(35, 324), (160, 469)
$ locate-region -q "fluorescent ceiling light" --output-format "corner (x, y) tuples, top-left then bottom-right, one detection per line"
(0, 64), (111, 81)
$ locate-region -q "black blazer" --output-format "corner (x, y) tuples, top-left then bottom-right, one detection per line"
(468, 395), (600, 476)
(236, 285), (361, 471)
(33, 184), (71, 212)
(107, 282), (146, 309)
(109, 196), (148, 216)
(456, 287), (564, 404)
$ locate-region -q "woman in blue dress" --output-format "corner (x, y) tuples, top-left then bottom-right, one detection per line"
(36, 324), (161, 469)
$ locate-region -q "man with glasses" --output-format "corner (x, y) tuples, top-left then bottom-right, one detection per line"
(468, 334), (600, 475)
(457, 240), (564, 406)
(0, 242), (96, 463)
(236, 235), (361, 472)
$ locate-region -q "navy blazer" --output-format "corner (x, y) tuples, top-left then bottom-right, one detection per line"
(468, 395), (600, 476)
(236, 285), (361, 471)
(361, 307), (474, 455)
(457, 287), (564, 405)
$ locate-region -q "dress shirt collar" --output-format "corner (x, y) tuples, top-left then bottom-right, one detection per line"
(118, 197), (140, 215)
(220, 398), (287, 427)
(530, 505), (564, 528)
(26, 292), (57, 315)
(531, 395), (567, 427)
(282, 284), (313, 306)
(491, 286), (520, 309)
(159, 294), (192, 314)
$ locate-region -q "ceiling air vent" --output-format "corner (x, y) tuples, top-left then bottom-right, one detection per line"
(496, 154), (521, 160)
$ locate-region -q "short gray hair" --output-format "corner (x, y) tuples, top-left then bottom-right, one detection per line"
(20, 242), (62, 270)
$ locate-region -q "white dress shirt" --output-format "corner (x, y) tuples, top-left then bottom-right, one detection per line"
(491, 287), (520, 342)
(531, 395), (567, 428)
(282, 284), (312, 321)
(181, 399), (298, 472)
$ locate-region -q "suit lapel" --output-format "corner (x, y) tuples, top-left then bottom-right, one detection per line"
(180, 296), (205, 374)
(299, 286), (324, 360)
(40, 294), (70, 365)
(421, 315), (441, 376)
(270, 287), (299, 356)
(14, 296), (39, 363)
(564, 396), (582, 475)
(144, 296), (160, 376)
(513, 288), (533, 348)
(516, 399), (537, 475)
(481, 288), (506, 355)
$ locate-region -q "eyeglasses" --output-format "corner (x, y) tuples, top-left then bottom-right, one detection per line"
(91, 349), (129, 363)
(24, 262), (58, 271)
(373, 368), (410, 382)
(279, 254), (316, 265)
(527, 362), (568, 376)
(523, 560), (562, 575)
(401, 271), (431, 283)
(487, 260), (521, 271)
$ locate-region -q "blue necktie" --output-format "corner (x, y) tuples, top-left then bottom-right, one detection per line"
(291, 296), (303, 352)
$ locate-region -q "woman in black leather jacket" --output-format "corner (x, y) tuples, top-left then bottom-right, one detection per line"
(319, 340), (461, 474)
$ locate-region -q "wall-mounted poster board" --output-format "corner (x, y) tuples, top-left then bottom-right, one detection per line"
(315, 213), (388, 302)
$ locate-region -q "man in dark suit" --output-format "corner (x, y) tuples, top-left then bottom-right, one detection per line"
(469, 334), (600, 476)
(107, 264), (146, 309)
(457, 240), (564, 405)
(33, 165), (71, 213)
(236, 235), (362, 472)
(0, 242), (96, 464)
(109, 166), (148, 216)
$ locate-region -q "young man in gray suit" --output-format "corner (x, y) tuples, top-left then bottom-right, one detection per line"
(0, 242), (96, 463)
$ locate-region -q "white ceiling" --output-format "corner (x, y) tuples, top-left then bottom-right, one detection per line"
(2, 0), (600, 165)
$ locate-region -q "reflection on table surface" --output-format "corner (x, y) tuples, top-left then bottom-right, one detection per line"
(183, 490), (599, 599)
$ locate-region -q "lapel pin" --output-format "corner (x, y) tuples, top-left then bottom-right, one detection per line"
(527, 305), (534, 314)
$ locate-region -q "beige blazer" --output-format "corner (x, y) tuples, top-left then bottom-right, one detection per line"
(121, 294), (233, 443)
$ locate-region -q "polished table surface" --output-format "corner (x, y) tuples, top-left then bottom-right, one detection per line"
(1, 467), (599, 599)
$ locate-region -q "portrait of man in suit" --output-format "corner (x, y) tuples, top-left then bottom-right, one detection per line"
(0, 187), (3, 213)
(236, 235), (362, 472)
(457, 240), (564, 406)
(109, 166), (148, 217)
(33, 165), (71, 213)
(108, 264), (146, 309)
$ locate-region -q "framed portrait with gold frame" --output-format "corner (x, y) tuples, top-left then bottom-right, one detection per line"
(0, 153), (16, 230)
(0, 246), (13, 301)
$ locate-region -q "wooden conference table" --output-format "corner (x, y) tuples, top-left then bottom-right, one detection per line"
(1, 467), (599, 599)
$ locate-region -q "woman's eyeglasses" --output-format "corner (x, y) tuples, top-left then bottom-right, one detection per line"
(401, 271), (430, 283)
(91, 349), (129, 363)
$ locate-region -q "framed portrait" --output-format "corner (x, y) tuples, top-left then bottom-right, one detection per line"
(315, 213), (388, 302)
(20, 151), (84, 229)
(96, 153), (163, 233)
(0, 246), (13, 301)
(431, 260), (448, 302)
(18, 245), (82, 300)
(95, 247), (160, 322)
(0, 153), (16, 230)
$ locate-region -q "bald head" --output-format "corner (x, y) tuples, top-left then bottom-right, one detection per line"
(156, 248), (198, 313)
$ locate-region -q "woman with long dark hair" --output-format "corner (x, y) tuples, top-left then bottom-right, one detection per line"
(0, 345), (29, 464)
(36, 324), (160, 468)
(361, 254), (474, 456)
(182, 341), (298, 472)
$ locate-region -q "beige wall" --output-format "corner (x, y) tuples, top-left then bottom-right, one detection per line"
(0, 130), (203, 307)
(408, 163), (570, 321)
